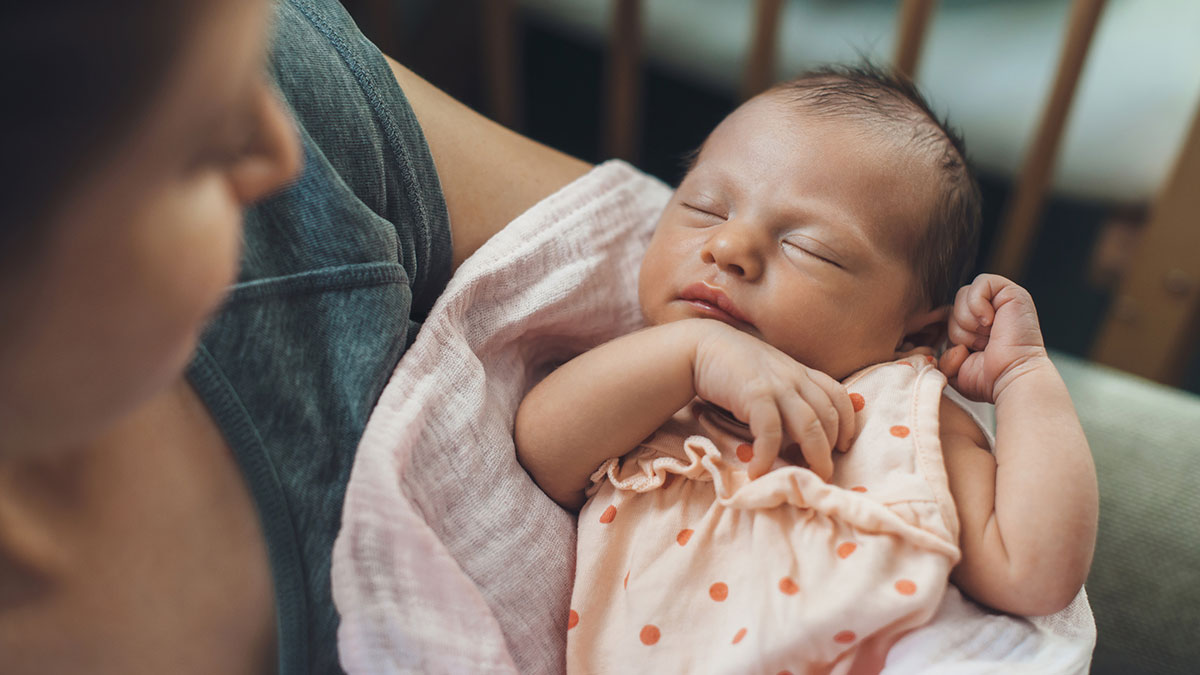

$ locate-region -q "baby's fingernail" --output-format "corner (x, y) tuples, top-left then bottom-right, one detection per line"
(978, 315), (990, 327)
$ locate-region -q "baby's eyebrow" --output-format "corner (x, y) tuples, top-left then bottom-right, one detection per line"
(777, 201), (867, 239)
(683, 160), (739, 188)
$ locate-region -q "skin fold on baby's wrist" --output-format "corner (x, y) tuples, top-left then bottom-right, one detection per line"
(993, 351), (1059, 403)
(683, 317), (736, 366)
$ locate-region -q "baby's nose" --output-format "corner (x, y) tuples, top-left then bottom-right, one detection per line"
(701, 224), (763, 280)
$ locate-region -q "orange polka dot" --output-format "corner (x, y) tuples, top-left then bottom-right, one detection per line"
(709, 582), (729, 602)
(640, 624), (660, 645)
(836, 542), (857, 559)
(568, 609), (579, 630)
(850, 486), (868, 493)
(849, 393), (865, 412)
(624, 570), (630, 589)
(890, 425), (910, 438)
(834, 630), (856, 644)
(736, 443), (754, 462)
(676, 529), (694, 546)
(599, 505), (617, 524)
(778, 577), (799, 595)
(895, 579), (917, 595)
(732, 627), (747, 644)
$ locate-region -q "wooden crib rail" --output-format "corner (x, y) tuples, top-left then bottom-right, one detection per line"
(741, 0), (786, 101)
(893, 0), (937, 80)
(605, 0), (642, 162)
(988, 0), (1107, 280)
(482, 0), (520, 130)
(1092, 103), (1200, 385)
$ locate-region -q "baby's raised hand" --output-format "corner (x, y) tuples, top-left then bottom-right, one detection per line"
(691, 320), (856, 480)
(939, 274), (1051, 404)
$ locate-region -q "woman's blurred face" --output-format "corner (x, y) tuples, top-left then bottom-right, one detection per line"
(0, 0), (301, 453)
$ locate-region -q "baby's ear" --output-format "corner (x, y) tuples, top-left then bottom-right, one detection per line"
(900, 305), (950, 349)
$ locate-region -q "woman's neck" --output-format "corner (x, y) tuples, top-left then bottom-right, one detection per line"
(0, 376), (277, 674)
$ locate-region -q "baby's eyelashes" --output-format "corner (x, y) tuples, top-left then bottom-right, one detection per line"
(781, 238), (846, 269)
(782, 240), (838, 267)
(682, 203), (726, 220)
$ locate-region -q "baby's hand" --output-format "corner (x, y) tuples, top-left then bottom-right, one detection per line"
(691, 320), (856, 480)
(939, 274), (1051, 404)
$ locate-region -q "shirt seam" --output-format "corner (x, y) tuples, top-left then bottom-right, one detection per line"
(225, 262), (408, 306)
(186, 346), (309, 675)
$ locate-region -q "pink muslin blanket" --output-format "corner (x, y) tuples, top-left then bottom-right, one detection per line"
(331, 161), (1095, 674)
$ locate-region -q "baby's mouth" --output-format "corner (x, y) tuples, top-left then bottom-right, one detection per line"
(679, 282), (756, 330)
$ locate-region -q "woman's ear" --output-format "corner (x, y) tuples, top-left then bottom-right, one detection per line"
(899, 305), (950, 350)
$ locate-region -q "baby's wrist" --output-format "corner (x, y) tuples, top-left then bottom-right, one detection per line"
(680, 316), (734, 353)
(993, 351), (1058, 403)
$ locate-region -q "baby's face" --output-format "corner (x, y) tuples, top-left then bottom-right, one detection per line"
(638, 94), (941, 380)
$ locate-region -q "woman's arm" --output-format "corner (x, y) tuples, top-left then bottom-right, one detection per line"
(384, 57), (592, 270)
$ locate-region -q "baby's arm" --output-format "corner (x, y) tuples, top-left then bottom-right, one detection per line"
(937, 274), (1098, 616)
(516, 318), (855, 510)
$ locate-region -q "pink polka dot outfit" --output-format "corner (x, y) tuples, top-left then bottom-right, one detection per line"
(568, 355), (963, 674)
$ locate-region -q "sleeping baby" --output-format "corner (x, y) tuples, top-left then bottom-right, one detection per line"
(514, 65), (1098, 674)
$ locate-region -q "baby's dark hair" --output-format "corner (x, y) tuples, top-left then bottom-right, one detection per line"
(769, 64), (982, 309)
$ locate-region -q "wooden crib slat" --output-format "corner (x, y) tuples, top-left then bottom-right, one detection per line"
(742, 0), (786, 100)
(483, 0), (520, 129)
(605, 0), (643, 161)
(987, 0), (1107, 279)
(893, 0), (937, 80)
(1092, 102), (1200, 385)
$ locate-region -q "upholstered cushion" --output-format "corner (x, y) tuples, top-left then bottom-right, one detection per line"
(1054, 351), (1200, 674)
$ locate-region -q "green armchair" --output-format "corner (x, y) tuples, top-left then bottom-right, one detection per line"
(1053, 352), (1200, 674)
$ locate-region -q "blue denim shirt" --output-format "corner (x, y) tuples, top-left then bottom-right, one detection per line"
(186, 2), (451, 672)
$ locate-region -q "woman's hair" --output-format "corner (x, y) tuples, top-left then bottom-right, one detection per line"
(770, 64), (983, 309)
(1, 2), (198, 267)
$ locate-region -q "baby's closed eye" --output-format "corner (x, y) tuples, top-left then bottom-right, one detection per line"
(682, 202), (726, 221)
(782, 238), (842, 268)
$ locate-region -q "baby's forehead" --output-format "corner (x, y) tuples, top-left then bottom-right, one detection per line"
(692, 98), (939, 249)
(725, 91), (939, 162)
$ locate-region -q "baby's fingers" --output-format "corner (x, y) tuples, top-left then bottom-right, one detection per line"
(809, 373), (856, 452)
(780, 394), (833, 481)
(792, 375), (840, 453)
(747, 398), (783, 480)
(951, 285), (992, 332)
(938, 343), (969, 380)
(950, 287), (990, 350)
(964, 279), (998, 330)
(948, 319), (988, 352)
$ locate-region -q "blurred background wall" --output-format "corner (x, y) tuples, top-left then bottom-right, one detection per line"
(342, 0), (1200, 395)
